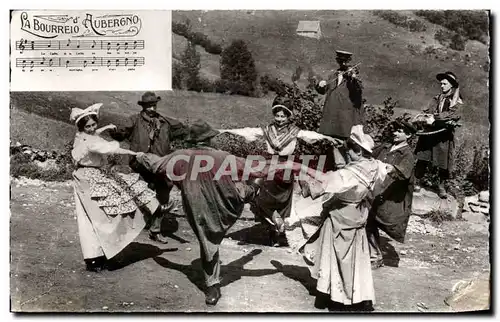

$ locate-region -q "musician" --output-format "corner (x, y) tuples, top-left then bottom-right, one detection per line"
(414, 72), (463, 198)
(315, 50), (365, 171)
(110, 91), (187, 243)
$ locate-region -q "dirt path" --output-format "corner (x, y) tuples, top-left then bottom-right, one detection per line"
(10, 179), (490, 312)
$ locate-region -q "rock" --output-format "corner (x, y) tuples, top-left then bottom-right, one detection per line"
(412, 188), (459, 219)
(462, 211), (489, 224)
(445, 272), (490, 311)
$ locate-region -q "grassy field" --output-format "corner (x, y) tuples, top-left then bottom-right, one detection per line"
(173, 10), (489, 125)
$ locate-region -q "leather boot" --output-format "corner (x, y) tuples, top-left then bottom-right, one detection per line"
(205, 284), (221, 306)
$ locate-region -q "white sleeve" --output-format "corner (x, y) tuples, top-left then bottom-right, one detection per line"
(218, 127), (264, 142)
(321, 169), (359, 194)
(297, 130), (328, 144)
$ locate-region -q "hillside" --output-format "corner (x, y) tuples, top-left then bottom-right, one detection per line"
(173, 10), (489, 125)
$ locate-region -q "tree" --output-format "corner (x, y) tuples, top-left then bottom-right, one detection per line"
(181, 41), (201, 91)
(220, 39), (258, 96)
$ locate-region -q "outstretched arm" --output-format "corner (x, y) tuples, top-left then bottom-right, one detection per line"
(218, 127), (264, 142)
(297, 130), (343, 146)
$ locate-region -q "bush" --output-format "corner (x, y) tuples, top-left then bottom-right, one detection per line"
(467, 144), (490, 192)
(10, 152), (74, 182)
(172, 20), (223, 55)
(415, 10), (489, 45)
(373, 10), (427, 32)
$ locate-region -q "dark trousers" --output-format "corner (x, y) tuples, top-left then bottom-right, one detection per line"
(130, 158), (174, 233)
(366, 216), (383, 262)
(414, 160), (449, 186)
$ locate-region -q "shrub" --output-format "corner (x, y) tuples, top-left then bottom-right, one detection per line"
(10, 152), (74, 182)
(172, 20), (223, 55)
(373, 10), (427, 32)
(415, 10), (489, 45)
(467, 144), (490, 192)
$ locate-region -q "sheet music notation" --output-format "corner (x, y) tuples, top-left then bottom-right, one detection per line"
(16, 39), (146, 53)
(15, 57), (145, 68)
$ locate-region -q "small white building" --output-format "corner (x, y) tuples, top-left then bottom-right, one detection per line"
(296, 21), (322, 39)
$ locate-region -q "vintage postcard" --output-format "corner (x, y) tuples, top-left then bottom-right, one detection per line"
(9, 9), (491, 313)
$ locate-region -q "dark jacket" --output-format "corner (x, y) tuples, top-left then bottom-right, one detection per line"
(370, 143), (416, 243)
(111, 111), (186, 156)
(316, 70), (364, 139)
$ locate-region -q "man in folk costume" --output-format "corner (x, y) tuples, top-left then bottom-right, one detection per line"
(135, 120), (323, 305)
(367, 120), (417, 269)
(414, 72), (463, 198)
(111, 91), (187, 243)
(315, 50), (365, 171)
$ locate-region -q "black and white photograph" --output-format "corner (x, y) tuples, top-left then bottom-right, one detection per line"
(9, 8), (491, 313)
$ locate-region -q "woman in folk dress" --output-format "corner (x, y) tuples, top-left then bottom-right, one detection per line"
(298, 125), (390, 311)
(219, 95), (342, 246)
(71, 103), (160, 272)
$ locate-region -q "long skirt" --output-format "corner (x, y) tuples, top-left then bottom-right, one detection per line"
(73, 167), (158, 259)
(299, 204), (375, 305)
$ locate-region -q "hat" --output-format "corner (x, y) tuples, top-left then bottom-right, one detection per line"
(349, 124), (374, 153)
(138, 91), (161, 106)
(186, 119), (220, 143)
(70, 103), (103, 125)
(394, 120), (418, 134)
(436, 71), (459, 88)
(336, 50), (353, 60)
(271, 96), (293, 116)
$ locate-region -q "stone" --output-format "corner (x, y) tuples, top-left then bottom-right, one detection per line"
(411, 188), (459, 219)
(445, 272), (490, 312)
(461, 211), (489, 224)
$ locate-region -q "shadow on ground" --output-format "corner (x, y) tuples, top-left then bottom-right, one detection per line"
(226, 223), (272, 246)
(153, 248), (279, 292)
(380, 236), (400, 267)
(107, 242), (179, 271)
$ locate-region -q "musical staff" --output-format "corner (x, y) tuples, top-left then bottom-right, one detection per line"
(15, 56), (145, 68)
(16, 39), (145, 52)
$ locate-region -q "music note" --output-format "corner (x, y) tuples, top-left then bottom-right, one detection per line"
(65, 60), (70, 68)
(116, 42), (121, 51)
(91, 57), (97, 65)
(30, 41), (34, 50)
(133, 58), (138, 67)
(133, 41), (138, 50)
(107, 59), (111, 68)
(107, 42), (111, 51)
(22, 59), (26, 68)
(30, 60), (34, 69)
(40, 57), (46, 66)
(48, 58), (53, 67)
(116, 59), (120, 67)
(124, 42), (128, 50)
(91, 40), (96, 49)
(83, 60), (88, 68)
(47, 41), (52, 49)
(66, 39), (71, 47)
(76, 41), (80, 49)
(124, 58), (129, 66)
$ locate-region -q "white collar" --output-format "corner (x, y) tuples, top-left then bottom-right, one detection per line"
(390, 141), (408, 152)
